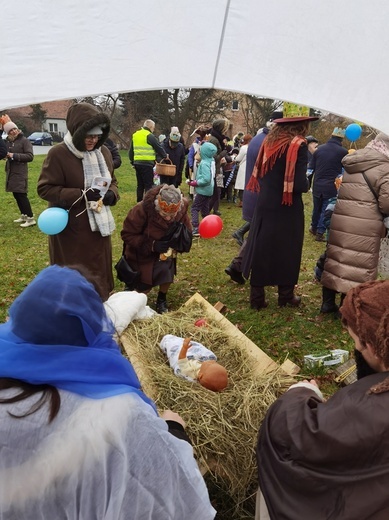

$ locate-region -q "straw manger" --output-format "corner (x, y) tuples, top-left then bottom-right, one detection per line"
(121, 294), (296, 516)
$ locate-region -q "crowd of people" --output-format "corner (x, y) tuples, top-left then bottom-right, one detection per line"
(2, 102), (389, 518)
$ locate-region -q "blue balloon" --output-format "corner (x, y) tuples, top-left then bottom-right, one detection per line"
(345, 123), (362, 142)
(38, 207), (69, 235)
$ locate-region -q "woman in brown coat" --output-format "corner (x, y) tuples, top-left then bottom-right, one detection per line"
(121, 184), (191, 314)
(38, 103), (119, 301)
(320, 132), (389, 312)
(3, 120), (35, 227)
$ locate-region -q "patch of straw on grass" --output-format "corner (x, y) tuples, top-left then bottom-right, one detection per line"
(122, 300), (295, 516)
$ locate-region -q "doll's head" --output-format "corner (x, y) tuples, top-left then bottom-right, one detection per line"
(197, 361), (228, 392)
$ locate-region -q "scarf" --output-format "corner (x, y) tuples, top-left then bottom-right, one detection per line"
(64, 132), (115, 237)
(246, 135), (305, 205)
(0, 265), (156, 411)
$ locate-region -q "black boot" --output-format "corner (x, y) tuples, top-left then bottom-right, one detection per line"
(250, 285), (268, 310)
(225, 265), (245, 284)
(156, 292), (169, 314)
(278, 285), (301, 307)
(232, 222), (250, 246)
(320, 286), (339, 314)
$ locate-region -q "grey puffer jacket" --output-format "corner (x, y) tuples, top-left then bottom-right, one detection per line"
(321, 134), (389, 293)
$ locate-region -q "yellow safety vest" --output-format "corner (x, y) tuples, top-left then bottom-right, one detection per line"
(132, 128), (156, 161)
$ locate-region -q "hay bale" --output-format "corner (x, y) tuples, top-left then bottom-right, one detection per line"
(121, 299), (294, 516)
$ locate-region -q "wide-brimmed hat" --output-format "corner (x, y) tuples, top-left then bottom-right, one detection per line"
(272, 102), (319, 124)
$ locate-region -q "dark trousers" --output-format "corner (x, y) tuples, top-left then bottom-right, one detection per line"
(231, 239), (247, 272)
(159, 175), (178, 187)
(191, 194), (211, 228)
(209, 183), (221, 213)
(13, 192), (33, 217)
(135, 163), (154, 202)
(311, 194), (331, 235)
(250, 284), (295, 307)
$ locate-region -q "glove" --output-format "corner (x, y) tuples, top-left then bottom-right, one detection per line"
(153, 240), (170, 253)
(187, 180), (198, 187)
(102, 189), (116, 206)
(85, 188), (101, 202)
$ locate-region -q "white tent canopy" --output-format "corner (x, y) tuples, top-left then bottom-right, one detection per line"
(3, 0), (389, 133)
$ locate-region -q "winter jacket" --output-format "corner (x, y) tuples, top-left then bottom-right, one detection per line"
(310, 137), (348, 198)
(38, 103), (118, 301)
(161, 139), (186, 187)
(234, 144), (249, 191)
(129, 127), (166, 166)
(0, 139), (7, 160)
(242, 128), (268, 223)
(321, 139), (389, 293)
(104, 138), (122, 169)
(121, 185), (191, 286)
(193, 142), (217, 197)
(5, 133), (34, 193)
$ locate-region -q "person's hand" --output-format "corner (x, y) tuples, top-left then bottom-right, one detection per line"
(6, 152), (13, 160)
(302, 379), (319, 388)
(153, 240), (170, 253)
(102, 189), (116, 206)
(161, 410), (186, 428)
(187, 180), (198, 187)
(85, 188), (101, 202)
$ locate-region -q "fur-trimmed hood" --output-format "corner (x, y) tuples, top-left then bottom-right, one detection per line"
(66, 103), (110, 152)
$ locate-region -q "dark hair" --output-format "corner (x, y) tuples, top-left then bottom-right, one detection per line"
(0, 378), (60, 423)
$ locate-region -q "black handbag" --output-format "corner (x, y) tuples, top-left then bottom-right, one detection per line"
(162, 222), (192, 253)
(114, 247), (140, 289)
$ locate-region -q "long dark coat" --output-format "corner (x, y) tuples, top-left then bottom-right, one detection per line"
(0, 139), (7, 160)
(37, 103), (118, 301)
(242, 144), (309, 286)
(121, 185), (191, 286)
(5, 133), (34, 193)
(257, 372), (389, 520)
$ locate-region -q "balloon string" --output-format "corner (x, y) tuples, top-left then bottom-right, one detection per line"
(69, 188), (93, 218)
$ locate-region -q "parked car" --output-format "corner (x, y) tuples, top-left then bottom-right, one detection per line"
(27, 132), (53, 146)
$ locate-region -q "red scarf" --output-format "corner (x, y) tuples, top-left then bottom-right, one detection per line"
(246, 135), (305, 205)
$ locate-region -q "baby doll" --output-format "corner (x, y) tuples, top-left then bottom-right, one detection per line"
(160, 334), (228, 392)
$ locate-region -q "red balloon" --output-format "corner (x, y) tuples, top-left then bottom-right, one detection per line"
(199, 215), (223, 239)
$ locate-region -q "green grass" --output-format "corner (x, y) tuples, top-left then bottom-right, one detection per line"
(0, 150), (352, 393)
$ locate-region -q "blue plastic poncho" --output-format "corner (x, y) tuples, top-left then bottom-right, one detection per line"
(0, 265), (155, 409)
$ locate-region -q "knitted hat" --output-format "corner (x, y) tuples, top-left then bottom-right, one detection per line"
(87, 125), (104, 135)
(169, 126), (181, 142)
(306, 135), (319, 144)
(341, 280), (389, 367)
(155, 185), (182, 214)
(3, 121), (18, 134)
(332, 127), (345, 138)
